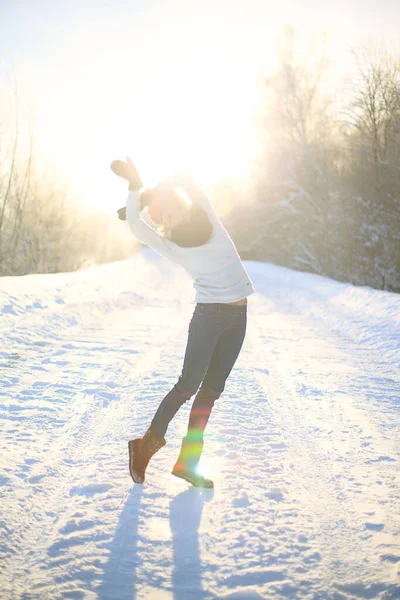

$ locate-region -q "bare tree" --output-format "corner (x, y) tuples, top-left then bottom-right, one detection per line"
(341, 41), (400, 290)
(232, 33), (400, 292)
(344, 42), (400, 188)
(0, 73), (135, 277)
(247, 28), (338, 276)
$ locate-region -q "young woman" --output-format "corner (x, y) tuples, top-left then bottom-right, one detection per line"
(111, 158), (255, 488)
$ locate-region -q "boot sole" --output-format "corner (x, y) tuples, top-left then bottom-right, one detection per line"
(171, 469), (214, 488)
(128, 439), (145, 483)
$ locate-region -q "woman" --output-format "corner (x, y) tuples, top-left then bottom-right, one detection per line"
(111, 157), (255, 488)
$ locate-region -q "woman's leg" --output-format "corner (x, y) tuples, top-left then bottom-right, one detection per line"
(149, 306), (225, 440)
(187, 308), (247, 436)
(171, 308), (247, 486)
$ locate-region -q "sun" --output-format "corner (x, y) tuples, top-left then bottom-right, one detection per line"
(31, 26), (259, 213)
(36, 84), (256, 213)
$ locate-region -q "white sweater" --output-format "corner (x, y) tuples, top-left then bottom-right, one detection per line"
(125, 173), (255, 304)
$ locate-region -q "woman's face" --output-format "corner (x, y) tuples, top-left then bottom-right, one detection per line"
(148, 192), (188, 229)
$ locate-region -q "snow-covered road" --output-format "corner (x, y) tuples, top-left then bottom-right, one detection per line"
(1, 249), (399, 600)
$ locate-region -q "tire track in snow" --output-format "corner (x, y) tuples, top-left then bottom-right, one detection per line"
(247, 319), (357, 588)
(202, 358), (327, 598)
(2, 253), (191, 599)
(248, 294), (400, 592)
(3, 302), (187, 599)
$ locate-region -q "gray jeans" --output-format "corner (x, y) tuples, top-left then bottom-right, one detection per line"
(150, 302), (247, 439)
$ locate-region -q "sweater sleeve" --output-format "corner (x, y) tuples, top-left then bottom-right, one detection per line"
(125, 191), (177, 262)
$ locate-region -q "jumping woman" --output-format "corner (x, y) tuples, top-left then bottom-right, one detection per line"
(111, 157), (255, 488)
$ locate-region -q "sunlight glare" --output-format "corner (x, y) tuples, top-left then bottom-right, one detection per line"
(31, 18), (260, 213)
(26, 0), (384, 213)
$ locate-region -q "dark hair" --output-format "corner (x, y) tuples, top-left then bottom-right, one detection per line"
(164, 204), (213, 247)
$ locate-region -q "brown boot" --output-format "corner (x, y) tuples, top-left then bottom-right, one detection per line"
(128, 427), (166, 483)
(171, 433), (213, 488)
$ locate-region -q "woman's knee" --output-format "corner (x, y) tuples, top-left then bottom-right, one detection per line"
(196, 386), (222, 403)
(173, 381), (198, 402)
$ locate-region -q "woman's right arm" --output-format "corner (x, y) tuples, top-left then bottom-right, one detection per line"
(153, 173), (220, 223)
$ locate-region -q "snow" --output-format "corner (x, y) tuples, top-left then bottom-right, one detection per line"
(1, 248), (399, 600)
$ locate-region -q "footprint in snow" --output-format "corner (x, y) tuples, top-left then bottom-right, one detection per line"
(69, 483), (113, 497)
(365, 522), (385, 532)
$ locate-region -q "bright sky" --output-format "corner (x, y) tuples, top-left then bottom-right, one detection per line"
(1, 0), (399, 212)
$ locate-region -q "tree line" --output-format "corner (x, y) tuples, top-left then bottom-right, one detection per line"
(227, 34), (400, 293)
(0, 77), (133, 276)
(1, 34), (399, 292)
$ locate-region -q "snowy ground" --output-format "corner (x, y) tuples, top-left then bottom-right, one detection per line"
(1, 248), (399, 600)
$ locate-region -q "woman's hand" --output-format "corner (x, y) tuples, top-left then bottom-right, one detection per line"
(117, 206), (127, 220)
(110, 156), (143, 191)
